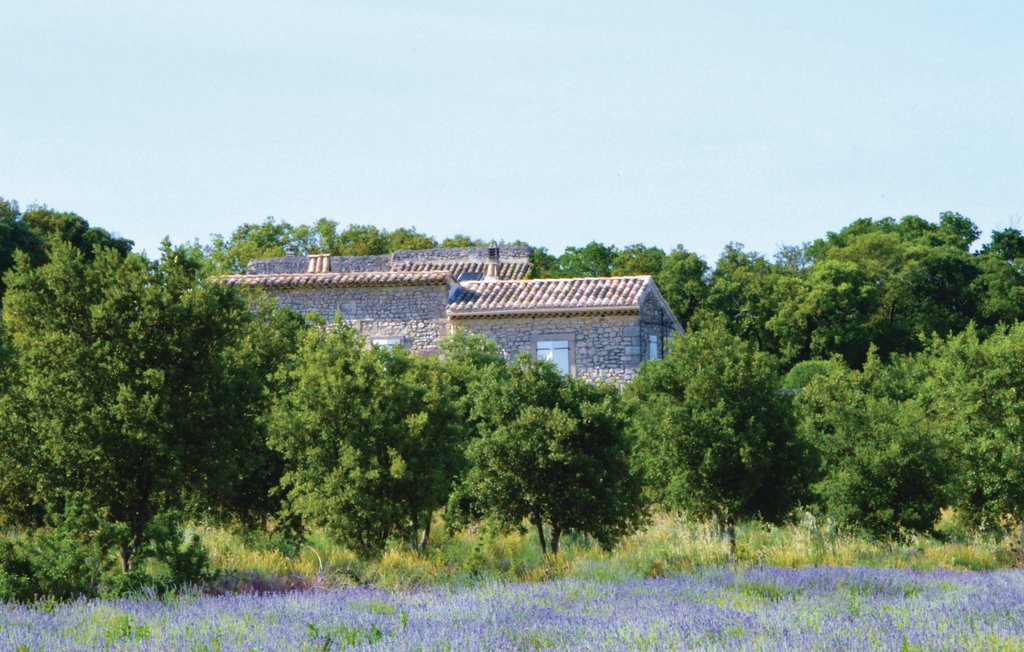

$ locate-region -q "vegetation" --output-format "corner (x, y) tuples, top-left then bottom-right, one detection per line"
(449, 355), (644, 555)
(2, 194), (1024, 600)
(627, 322), (809, 522)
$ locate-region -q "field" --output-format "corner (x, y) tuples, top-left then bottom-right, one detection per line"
(3, 566), (1024, 651)
(197, 512), (1021, 591)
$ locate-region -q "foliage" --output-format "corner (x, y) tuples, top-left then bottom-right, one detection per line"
(700, 243), (793, 353)
(627, 322), (808, 522)
(611, 243), (667, 276)
(794, 354), (952, 536)
(0, 240), (271, 572)
(206, 217), (442, 273)
(450, 355), (645, 555)
(918, 324), (1024, 527)
(0, 197), (132, 298)
(655, 245), (709, 327)
(553, 241), (619, 277)
(268, 326), (464, 558)
(781, 359), (845, 391)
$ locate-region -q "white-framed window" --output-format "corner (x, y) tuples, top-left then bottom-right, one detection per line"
(371, 337), (403, 350)
(648, 334), (661, 361)
(536, 339), (571, 375)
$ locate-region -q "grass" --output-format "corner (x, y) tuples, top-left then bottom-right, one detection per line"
(196, 511), (1021, 592)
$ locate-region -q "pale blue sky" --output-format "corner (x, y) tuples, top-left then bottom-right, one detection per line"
(2, 1), (1022, 262)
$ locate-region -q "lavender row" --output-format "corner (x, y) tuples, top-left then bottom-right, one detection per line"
(2, 566), (1023, 651)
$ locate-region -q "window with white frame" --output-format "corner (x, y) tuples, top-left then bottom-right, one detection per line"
(536, 339), (571, 375)
(371, 337), (403, 350)
(648, 334), (661, 361)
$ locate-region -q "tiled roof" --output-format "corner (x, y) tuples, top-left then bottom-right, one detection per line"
(448, 276), (653, 316)
(219, 270), (455, 288)
(390, 261), (531, 280)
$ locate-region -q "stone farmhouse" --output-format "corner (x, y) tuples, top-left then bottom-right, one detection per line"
(221, 246), (681, 384)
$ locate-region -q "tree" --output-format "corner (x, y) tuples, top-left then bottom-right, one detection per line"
(554, 241), (619, 278)
(794, 353), (951, 536)
(440, 234), (487, 248)
(769, 260), (881, 366)
(527, 246), (558, 278)
(207, 216), (304, 273)
(655, 246), (709, 328)
(0, 241), (268, 572)
(982, 227), (1024, 263)
(1, 197), (133, 299)
(450, 356), (644, 555)
(611, 244), (666, 276)
(626, 322), (807, 522)
(19, 205), (133, 259)
(388, 227), (438, 252)
(917, 325), (1024, 529)
(268, 327), (462, 558)
(700, 243), (793, 354)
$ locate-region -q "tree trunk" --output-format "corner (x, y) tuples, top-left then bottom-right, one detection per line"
(119, 543), (132, 573)
(534, 518), (547, 555)
(120, 515), (147, 573)
(418, 512), (432, 552)
(550, 526), (562, 556)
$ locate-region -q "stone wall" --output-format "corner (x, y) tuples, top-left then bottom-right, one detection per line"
(390, 246), (531, 265)
(452, 313), (644, 384)
(639, 289), (679, 362)
(267, 284), (450, 353)
(246, 247), (531, 275)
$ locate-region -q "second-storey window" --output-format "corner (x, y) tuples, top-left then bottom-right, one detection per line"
(536, 340), (571, 375)
(371, 337), (403, 350)
(648, 334), (661, 361)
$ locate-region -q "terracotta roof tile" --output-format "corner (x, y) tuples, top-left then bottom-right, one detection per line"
(447, 276), (652, 316)
(219, 270), (455, 288)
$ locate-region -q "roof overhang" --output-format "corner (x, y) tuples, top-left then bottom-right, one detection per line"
(447, 305), (641, 319)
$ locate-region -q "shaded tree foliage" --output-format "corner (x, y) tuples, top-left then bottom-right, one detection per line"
(0, 198), (132, 298)
(917, 325), (1024, 528)
(0, 241), (271, 572)
(794, 353), (951, 536)
(626, 323), (808, 522)
(267, 327), (465, 558)
(450, 356), (645, 555)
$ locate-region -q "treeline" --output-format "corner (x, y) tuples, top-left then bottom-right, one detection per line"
(1, 198), (1023, 601)
(206, 211), (1024, 368)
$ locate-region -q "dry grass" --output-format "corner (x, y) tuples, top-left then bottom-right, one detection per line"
(196, 510), (1020, 591)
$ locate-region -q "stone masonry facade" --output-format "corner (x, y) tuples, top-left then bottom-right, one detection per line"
(452, 314), (642, 384)
(225, 247), (681, 385)
(269, 284), (451, 354)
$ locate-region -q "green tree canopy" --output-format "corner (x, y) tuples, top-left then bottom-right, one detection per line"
(0, 240), (270, 571)
(450, 356), (644, 555)
(0, 198), (133, 299)
(268, 327), (465, 557)
(917, 325), (1024, 527)
(626, 322), (807, 522)
(553, 241), (619, 278)
(794, 353), (951, 536)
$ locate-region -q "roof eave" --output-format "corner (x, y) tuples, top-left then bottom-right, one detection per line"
(448, 305), (641, 319)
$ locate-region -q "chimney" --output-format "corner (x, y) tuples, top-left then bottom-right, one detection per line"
(306, 254), (332, 273)
(484, 246), (500, 281)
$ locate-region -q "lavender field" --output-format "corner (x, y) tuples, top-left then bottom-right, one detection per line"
(2, 567), (1022, 651)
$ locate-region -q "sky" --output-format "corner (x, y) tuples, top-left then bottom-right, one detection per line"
(2, 1), (1022, 262)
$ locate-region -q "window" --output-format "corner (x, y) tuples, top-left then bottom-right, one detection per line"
(536, 340), (571, 375)
(456, 271), (484, 281)
(371, 337), (403, 350)
(648, 334), (661, 361)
